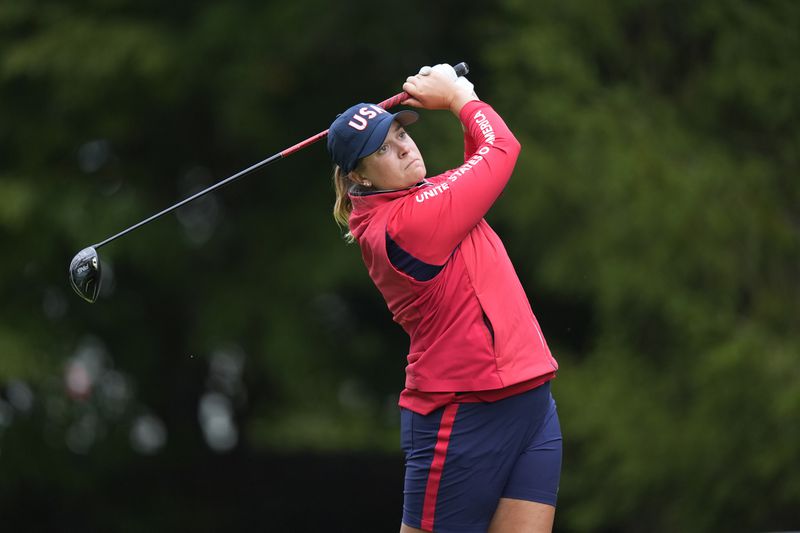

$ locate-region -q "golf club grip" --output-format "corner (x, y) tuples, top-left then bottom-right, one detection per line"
(454, 62), (469, 77)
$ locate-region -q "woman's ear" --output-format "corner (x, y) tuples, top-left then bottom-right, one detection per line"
(348, 171), (372, 188)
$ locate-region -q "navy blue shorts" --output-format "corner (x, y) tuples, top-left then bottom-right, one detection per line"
(400, 382), (561, 532)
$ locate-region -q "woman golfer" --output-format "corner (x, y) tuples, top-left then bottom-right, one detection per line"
(327, 64), (561, 533)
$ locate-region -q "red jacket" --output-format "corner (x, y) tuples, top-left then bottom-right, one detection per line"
(349, 101), (557, 414)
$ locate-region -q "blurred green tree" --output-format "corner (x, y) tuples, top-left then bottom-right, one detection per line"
(483, 0), (800, 531)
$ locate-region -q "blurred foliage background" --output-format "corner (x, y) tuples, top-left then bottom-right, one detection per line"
(1, 0), (798, 531)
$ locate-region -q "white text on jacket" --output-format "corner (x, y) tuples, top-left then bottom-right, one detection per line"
(473, 110), (496, 145)
(415, 182), (450, 203)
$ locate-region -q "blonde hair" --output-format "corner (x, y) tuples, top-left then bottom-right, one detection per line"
(332, 165), (356, 243)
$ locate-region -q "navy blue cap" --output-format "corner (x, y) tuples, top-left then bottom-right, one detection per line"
(327, 103), (418, 174)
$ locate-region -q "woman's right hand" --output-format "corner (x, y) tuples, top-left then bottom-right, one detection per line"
(402, 64), (478, 115)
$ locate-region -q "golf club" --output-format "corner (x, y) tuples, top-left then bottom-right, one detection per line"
(69, 62), (470, 302)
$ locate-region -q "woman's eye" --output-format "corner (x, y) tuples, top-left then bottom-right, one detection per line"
(378, 144), (389, 154)
(398, 131), (406, 139)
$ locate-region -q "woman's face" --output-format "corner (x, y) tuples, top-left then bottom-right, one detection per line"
(355, 121), (426, 190)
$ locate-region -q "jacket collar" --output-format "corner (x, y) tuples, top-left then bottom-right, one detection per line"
(350, 180), (430, 210)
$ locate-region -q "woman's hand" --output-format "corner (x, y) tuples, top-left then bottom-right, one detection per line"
(402, 64), (478, 115)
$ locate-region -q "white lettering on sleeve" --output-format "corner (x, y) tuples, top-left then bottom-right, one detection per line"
(415, 182), (450, 203)
(413, 108), (502, 203)
(472, 110), (496, 145)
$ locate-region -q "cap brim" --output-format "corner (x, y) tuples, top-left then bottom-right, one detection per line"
(357, 110), (420, 161)
(393, 109), (419, 127)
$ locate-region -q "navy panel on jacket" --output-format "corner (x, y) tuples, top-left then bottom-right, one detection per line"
(386, 232), (444, 281)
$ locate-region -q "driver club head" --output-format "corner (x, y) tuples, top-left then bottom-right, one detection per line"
(69, 246), (102, 303)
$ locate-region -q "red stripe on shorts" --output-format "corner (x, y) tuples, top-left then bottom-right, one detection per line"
(421, 403), (459, 531)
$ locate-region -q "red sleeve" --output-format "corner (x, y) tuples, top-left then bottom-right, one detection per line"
(387, 101), (521, 265)
(463, 118), (479, 162)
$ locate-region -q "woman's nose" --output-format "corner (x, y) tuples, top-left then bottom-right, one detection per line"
(398, 141), (410, 157)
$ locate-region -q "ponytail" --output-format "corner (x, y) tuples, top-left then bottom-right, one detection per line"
(332, 165), (356, 243)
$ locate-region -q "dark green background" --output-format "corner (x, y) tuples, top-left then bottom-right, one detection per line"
(1, 1), (798, 531)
